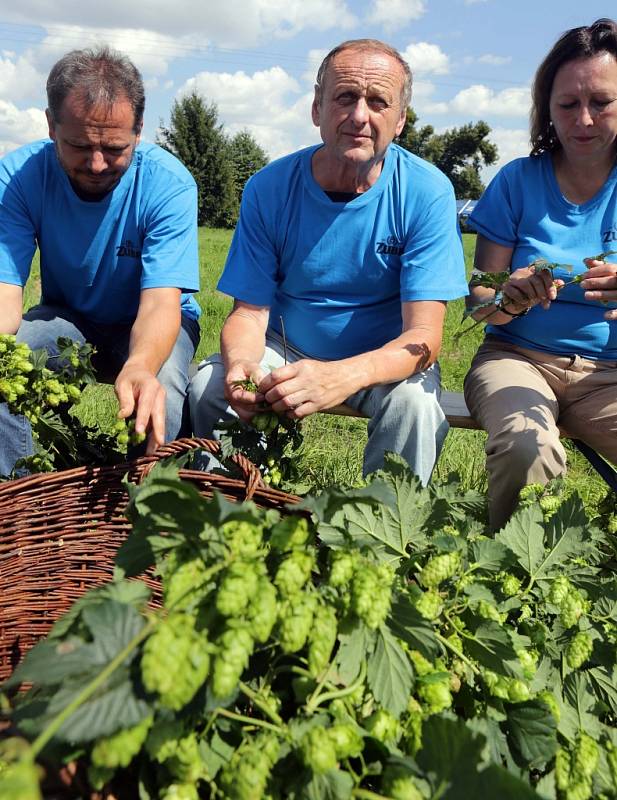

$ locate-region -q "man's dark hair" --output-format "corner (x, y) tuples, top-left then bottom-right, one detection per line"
(315, 39), (412, 109)
(530, 18), (617, 155)
(46, 45), (145, 133)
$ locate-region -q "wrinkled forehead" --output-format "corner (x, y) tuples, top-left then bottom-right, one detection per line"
(322, 49), (406, 98)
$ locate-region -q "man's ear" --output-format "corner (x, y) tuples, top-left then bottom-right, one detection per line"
(134, 119), (143, 144)
(311, 87), (321, 128)
(395, 107), (407, 138)
(45, 109), (56, 141)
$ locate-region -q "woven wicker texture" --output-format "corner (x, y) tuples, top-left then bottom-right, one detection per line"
(0, 437), (300, 682)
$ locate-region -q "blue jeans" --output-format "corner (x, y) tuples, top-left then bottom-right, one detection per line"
(0, 305), (200, 477)
(188, 330), (448, 485)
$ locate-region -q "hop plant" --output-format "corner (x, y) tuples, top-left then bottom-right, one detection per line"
(420, 552), (460, 588)
(328, 723), (364, 760)
(307, 603), (338, 677)
(328, 550), (356, 588)
(566, 631), (594, 669)
(141, 614), (210, 710)
(414, 588), (443, 620)
(381, 764), (424, 800)
(219, 734), (280, 799)
(298, 727), (337, 773)
(211, 624), (254, 698)
(278, 593), (316, 653)
(274, 550), (315, 597)
(269, 516), (311, 551)
(220, 520), (264, 557)
(350, 561), (393, 629)
(90, 715), (152, 769)
(246, 576), (278, 643)
(216, 560), (261, 617)
(549, 576), (572, 606)
(418, 679), (453, 713)
(501, 574), (522, 597)
(560, 590), (587, 629)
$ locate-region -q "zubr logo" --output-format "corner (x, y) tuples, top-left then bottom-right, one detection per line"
(376, 235), (403, 256)
(116, 239), (142, 258)
(601, 224), (617, 244)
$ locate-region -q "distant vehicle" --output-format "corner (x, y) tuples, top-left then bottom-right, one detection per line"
(456, 199), (478, 233)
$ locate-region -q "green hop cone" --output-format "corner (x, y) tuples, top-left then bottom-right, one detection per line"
(572, 732), (599, 780)
(166, 733), (205, 783)
(560, 590), (586, 629)
(141, 614), (210, 710)
(307, 603), (338, 677)
(90, 715), (152, 769)
(414, 589), (443, 620)
(220, 519), (263, 557)
(163, 551), (211, 610)
(145, 719), (187, 763)
(518, 483), (545, 504)
(381, 764), (424, 800)
(538, 494), (562, 519)
(246, 576), (278, 643)
(418, 679), (452, 713)
(278, 593), (316, 653)
(537, 690), (561, 723)
(477, 599), (503, 623)
(420, 551), (460, 588)
(566, 631), (594, 669)
(299, 727), (337, 773)
(274, 550), (315, 597)
(364, 708), (400, 743)
(501, 574), (522, 597)
(328, 723), (364, 760)
(269, 516), (310, 551)
(350, 561), (393, 629)
(328, 550), (356, 588)
(507, 679), (531, 703)
(160, 784), (200, 800)
(211, 624), (254, 698)
(548, 575), (571, 606)
(219, 734), (280, 800)
(216, 560), (260, 617)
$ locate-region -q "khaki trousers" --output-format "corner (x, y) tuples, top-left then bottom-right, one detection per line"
(464, 337), (617, 530)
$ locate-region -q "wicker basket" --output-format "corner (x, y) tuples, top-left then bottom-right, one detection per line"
(0, 437), (300, 682)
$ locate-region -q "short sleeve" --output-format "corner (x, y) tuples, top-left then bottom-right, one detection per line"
(217, 176), (279, 306)
(467, 166), (518, 247)
(140, 179), (199, 293)
(0, 158), (37, 286)
(400, 186), (468, 302)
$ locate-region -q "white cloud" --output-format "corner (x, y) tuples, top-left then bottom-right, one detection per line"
(178, 67), (316, 160)
(482, 126), (529, 181)
(477, 54), (512, 66)
(0, 100), (48, 156)
(5, 1), (357, 48)
(303, 49), (328, 85)
(402, 42), (450, 76)
(0, 55), (44, 102)
(366, 0), (426, 32)
(410, 80), (449, 115)
(450, 84), (530, 117)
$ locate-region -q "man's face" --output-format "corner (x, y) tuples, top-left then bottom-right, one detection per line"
(311, 48), (407, 169)
(47, 90), (142, 200)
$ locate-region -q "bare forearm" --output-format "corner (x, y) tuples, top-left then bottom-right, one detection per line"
(126, 303), (180, 374)
(221, 310), (267, 370)
(0, 284), (23, 335)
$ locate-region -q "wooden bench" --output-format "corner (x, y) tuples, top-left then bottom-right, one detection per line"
(325, 390), (617, 492)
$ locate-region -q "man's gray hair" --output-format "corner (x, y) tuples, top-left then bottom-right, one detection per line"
(315, 39), (412, 109)
(46, 45), (145, 133)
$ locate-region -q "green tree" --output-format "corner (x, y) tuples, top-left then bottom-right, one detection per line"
(157, 92), (238, 228)
(397, 109), (498, 199)
(228, 129), (269, 207)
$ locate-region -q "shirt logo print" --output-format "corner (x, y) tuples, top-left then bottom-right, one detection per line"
(376, 235), (403, 256)
(116, 239), (142, 258)
(601, 223), (617, 244)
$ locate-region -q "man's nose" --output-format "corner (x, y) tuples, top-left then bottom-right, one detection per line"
(350, 97), (370, 126)
(88, 149), (108, 173)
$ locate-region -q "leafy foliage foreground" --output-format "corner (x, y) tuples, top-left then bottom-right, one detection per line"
(1, 455), (616, 799)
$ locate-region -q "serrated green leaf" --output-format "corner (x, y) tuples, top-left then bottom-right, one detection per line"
(415, 715), (487, 792)
(81, 600), (146, 662)
(200, 730), (235, 777)
(588, 666), (617, 714)
(320, 501), (407, 560)
(126, 476), (211, 540)
(463, 622), (521, 677)
(474, 763), (542, 799)
(387, 596), (439, 660)
(496, 506), (545, 575)
(469, 539), (515, 573)
(366, 627), (413, 718)
(504, 700), (558, 768)
(463, 583), (498, 605)
(304, 768), (354, 800)
(559, 672), (601, 740)
(5, 637), (102, 688)
(335, 627), (375, 684)
(48, 580), (150, 640)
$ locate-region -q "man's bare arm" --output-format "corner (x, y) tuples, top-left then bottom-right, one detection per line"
(115, 287), (182, 449)
(0, 283), (23, 335)
(259, 300), (447, 418)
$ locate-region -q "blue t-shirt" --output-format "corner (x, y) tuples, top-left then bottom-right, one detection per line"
(217, 143), (467, 360)
(0, 140), (200, 325)
(469, 152), (617, 360)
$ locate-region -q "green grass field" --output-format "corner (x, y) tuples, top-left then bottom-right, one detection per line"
(24, 230), (609, 510)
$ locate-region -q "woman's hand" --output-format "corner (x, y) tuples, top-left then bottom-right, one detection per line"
(501, 265), (561, 313)
(580, 258), (617, 319)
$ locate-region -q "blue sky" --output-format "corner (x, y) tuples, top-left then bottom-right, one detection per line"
(0, 1), (614, 180)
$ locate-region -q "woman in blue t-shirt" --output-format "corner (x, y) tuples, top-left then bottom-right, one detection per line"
(464, 18), (617, 530)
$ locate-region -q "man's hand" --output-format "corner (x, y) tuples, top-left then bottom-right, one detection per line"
(115, 363), (166, 453)
(225, 360), (268, 422)
(580, 258), (617, 319)
(258, 359), (352, 418)
(502, 265), (561, 312)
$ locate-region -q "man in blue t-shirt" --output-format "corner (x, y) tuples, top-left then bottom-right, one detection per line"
(189, 39), (467, 483)
(0, 46), (201, 475)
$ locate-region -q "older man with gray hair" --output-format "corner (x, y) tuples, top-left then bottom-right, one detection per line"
(190, 38), (467, 483)
(0, 46), (200, 475)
